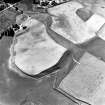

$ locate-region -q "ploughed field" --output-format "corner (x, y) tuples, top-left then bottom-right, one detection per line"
(9, 16), (67, 76)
